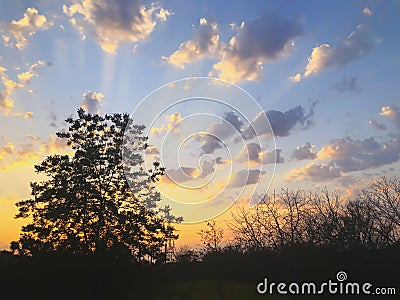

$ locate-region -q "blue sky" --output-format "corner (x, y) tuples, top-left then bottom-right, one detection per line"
(1, 0), (400, 246)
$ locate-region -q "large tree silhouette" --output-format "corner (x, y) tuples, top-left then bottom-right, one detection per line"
(12, 109), (179, 261)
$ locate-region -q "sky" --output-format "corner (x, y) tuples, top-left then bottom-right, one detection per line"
(1, 0), (400, 249)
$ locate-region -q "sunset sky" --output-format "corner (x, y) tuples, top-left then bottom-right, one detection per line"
(1, 0), (400, 249)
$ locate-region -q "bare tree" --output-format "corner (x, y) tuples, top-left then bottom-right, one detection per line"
(198, 220), (224, 253)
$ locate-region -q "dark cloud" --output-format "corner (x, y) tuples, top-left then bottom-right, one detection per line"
(292, 142), (317, 160)
(214, 12), (302, 82)
(198, 111), (243, 154)
(81, 91), (104, 114)
(334, 76), (362, 93)
(368, 119), (387, 131)
(228, 169), (265, 188)
(236, 143), (284, 164)
(230, 12), (302, 60)
(242, 105), (314, 139)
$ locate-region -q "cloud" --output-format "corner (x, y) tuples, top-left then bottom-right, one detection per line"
(81, 91), (104, 114)
(381, 105), (400, 128)
(0, 68), (21, 113)
(303, 24), (374, 77)
(292, 142), (317, 160)
(145, 145), (160, 155)
(197, 111), (243, 154)
(286, 162), (343, 182)
(289, 73), (302, 82)
(242, 105), (314, 139)
(16, 143), (37, 159)
(334, 76), (362, 93)
(151, 112), (182, 136)
(24, 112), (33, 119)
(156, 8), (173, 22)
(363, 7), (373, 16)
(3, 7), (52, 49)
(368, 119), (387, 131)
(317, 136), (400, 172)
(213, 12), (302, 82)
(236, 143), (284, 165)
(0, 142), (14, 160)
(228, 169), (264, 188)
(41, 135), (69, 154)
(163, 17), (221, 68)
(0, 60), (50, 114)
(162, 160), (215, 184)
(63, 0), (171, 53)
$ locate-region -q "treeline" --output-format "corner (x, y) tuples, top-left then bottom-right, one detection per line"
(2, 176), (400, 299)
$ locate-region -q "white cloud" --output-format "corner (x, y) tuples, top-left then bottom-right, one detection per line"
(304, 24), (374, 77)
(289, 73), (302, 82)
(163, 18), (221, 69)
(363, 7), (373, 16)
(63, 0), (171, 53)
(3, 7), (52, 49)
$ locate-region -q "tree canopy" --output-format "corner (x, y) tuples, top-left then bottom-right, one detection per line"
(12, 109), (179, 261)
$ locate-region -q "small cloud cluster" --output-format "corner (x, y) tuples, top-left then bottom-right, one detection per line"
(151, 112), (182, 137)
(287, 135), (400, 182)
(0, 135), (69, 171)
(162, 160), (215, 184)
(236, 143), (284, 165)
(165, 13), (302, 82)
(292, 142), (316, 160)
(363, 7), (373, 16)
(63, 0), (172, 53)
(334, 76), (362, 93)
(286, 162), (342, 182)
(81, 91), (104, 114)
(381, 105), (400, 128)
(3, 7), (52, 49)
(0, 60), (50, 114)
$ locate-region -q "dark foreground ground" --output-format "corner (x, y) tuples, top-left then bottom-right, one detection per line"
(1, 244), (399, 299)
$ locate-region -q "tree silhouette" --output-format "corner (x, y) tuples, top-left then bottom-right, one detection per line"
(198, 220), (224, 253)
(12, 109), (179, 261)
